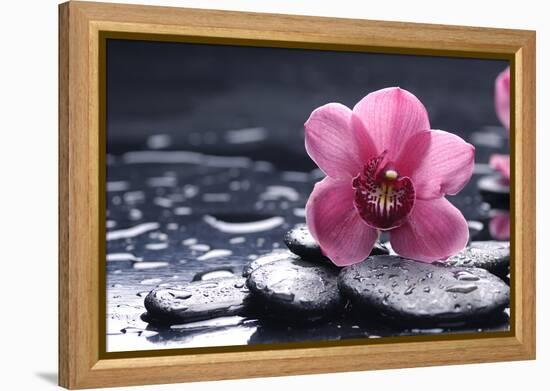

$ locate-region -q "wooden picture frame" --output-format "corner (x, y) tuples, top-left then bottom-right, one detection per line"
(58, 1), (536, 389)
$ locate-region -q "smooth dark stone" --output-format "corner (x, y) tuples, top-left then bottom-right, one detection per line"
(478, 175), (510, 209)
(192, 267), (235, 281)
(338, 255), (509, 324)
(283, 224), (389, 263)
(283, 225), (330, 262)
(444, 241), (510, 278)
(144, 277), (251, 324)
(246, 257), (344, 321)
(242, 250), (298, 277)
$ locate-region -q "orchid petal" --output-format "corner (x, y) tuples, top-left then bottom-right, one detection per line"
(352, 87), (430, 162)
(490, 154), (510, 181)
(306, 177), (378, 266)
(390, 198), (469, 262)
(495, 67), (510, 130)
(396, 130), (475, 200)
(489, 211), (510, 240)
(305, 103), (365, 179)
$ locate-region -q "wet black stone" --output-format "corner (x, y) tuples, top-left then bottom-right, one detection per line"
(283, 225), (330, 262)
(144, 277), (251, 324)
(242, 250), (298, 277)
(478, 175), (510, 209)
(283, 224), (389, 262)
(246, 257), (344, 321)
(192, 267), (235, 281)
(338, 255), (509, 324)
(444, 241), (510, 278)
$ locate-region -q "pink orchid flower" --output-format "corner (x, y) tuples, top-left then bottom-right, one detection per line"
(304, 87), (475, 266)
(495, 67), (510, 131)
(491, 67), (511, 182)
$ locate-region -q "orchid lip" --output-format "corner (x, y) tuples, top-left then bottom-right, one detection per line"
(353, 152), (416, 230)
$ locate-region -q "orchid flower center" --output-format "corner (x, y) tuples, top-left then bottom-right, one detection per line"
(352, 151), (415, 230)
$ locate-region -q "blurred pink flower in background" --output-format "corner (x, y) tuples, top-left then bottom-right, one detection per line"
(491, 67), (511, 182)
(489, 154), (510, 183)
(495, 67), (510, 131)
(304, 87), (474, 266)
(489, 210), (510, 240)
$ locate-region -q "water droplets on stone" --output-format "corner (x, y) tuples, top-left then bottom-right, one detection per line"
(338, 255), (509, 323)
(454, 270), (480, 281)
(404, 285), (415, 295)
(168, 290), (193, 300)
(445, 284), (478, 294)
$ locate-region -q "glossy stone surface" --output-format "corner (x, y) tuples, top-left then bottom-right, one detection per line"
(338, 255), (509, 324)
(246, 258), (343, 320)
(144, 277), (251, 324)
(242, 250), (298, 277)
(444, 241), (510, 278)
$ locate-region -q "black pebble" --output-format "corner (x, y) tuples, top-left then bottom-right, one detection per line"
(246, 257), (344, 321)
(242, 250), (297, 277)
(338, 255), (509, 325)
(444, 241), (510, 279)
(144, 277), (251, 324)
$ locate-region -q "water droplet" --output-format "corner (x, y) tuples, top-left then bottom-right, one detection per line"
(404, 285), (415, 295)
(445, 284), (478, 294)
(271, 290), (295, 302)
(140, 278), (162, 285)
(203, 214), (285, 234)
(169, 290), (192, 299)
(197, 249), (233, 261)
(454, 270), (480, 281)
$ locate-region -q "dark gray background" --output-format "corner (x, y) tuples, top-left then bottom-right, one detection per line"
(107, 39), (508, 171)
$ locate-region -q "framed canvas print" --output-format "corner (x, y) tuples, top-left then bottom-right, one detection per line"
(58, 1), (536, 389)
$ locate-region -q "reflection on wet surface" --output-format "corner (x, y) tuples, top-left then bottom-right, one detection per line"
(106, 126), (510, 353)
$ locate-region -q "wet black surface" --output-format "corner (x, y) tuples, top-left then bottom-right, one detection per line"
(105, 142), (510, 352)
(246, 257), (343, 320)
(105, 40), (511, 352)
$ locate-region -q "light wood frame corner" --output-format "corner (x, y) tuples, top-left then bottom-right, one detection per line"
(59, 1), (536, 389)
